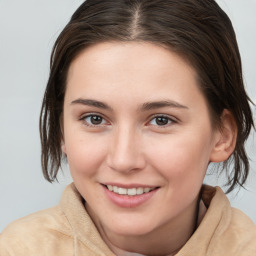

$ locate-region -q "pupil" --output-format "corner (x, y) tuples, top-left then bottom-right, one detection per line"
(91, 115), (102, 125)
(156, 117), (168, 125)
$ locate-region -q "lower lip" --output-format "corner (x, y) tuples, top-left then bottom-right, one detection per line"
(102, 186), (158, 208)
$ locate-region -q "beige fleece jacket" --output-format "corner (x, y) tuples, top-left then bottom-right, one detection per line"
(0, 183), (255, 256)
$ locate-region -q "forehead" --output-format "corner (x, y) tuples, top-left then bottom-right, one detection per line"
(67, 42), (198, 89)
(65, 41), (208, 112)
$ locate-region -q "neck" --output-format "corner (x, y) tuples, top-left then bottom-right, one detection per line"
(89, 197), (200, 256)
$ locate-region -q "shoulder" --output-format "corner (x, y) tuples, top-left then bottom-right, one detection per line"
(0, 206), (73, 255)
(231, 206), (255, 227)
(179, 185), (256, 256)
(205, 186), (256, 255)
(230, 207), (256, 244)
(212, 207), (256, 255)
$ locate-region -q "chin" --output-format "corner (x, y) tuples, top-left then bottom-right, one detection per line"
(105, 217), (159, 237)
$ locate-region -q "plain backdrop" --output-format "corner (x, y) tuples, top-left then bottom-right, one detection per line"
(0, 0), (255, 232)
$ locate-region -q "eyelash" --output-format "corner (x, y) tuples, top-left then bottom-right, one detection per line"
(147, 114), (177, 127)
(79, 113), (177, 128)
(79, 113), (109, 127)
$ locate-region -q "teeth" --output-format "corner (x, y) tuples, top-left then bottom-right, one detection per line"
(144, 187), (150, 193)
(106, 185), (155, 196)
(118, 187), (127, 195)
(136, 188), (143, 195)
(107, 185), (113, 191)
(128, 188), (136, 196)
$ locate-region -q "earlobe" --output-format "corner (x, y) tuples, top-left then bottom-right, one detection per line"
(210, 109), (237, 163)
(59, 114), (66, 154)
(61, 144), (66, 154)
(61, 141), (67, 154)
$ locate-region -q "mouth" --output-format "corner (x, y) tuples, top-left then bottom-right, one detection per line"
(102, 184), (159, 208)
(103, 184), (159, 196)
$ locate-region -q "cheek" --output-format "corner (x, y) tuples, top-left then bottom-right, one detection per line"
(147, 134), (213, 213)
(147, 131), (213, 184)
(64, 131), (108, 178)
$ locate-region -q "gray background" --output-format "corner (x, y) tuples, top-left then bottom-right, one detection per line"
(0, 0), (255, 232)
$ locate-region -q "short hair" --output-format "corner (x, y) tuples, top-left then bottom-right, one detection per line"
(40, 0), (254, 193)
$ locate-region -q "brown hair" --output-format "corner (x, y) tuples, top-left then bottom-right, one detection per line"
(40, 0), (254, 193)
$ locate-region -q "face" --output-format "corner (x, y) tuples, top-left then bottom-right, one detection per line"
(63, 42), (219, 237)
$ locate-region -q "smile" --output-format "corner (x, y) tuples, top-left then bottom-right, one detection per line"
(106, 185), (156, 196)
(103, 184), (159, 208)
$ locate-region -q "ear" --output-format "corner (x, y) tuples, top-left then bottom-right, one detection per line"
(60, 113), (66, 154)
(210, 109), (237, 163)
(61, 141), (67, 154)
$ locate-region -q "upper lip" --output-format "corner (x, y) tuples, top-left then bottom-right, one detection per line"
(102, 183), (159, 189)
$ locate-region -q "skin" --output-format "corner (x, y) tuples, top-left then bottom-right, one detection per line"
(62, 42), (236, 256)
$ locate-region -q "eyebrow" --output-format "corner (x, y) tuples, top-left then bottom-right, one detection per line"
(71, 98), (113, 110)
(71, 98), (188, 111)
(141, 100), (188, 111)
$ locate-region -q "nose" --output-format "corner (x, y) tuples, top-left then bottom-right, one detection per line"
(106, 125), (146, 173)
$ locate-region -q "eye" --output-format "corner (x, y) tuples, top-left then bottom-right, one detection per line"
(81, 114), (108, 127)
(148, 115), (176, 127)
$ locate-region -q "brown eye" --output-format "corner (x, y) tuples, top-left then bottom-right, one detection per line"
(149, 115), (175, 127)
(90, 115), (103, 125)
(155, 117), (169, 126)
(82, 114), (107, 126)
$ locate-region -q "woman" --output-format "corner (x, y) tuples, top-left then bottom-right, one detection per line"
(1, 0), (255, 255)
